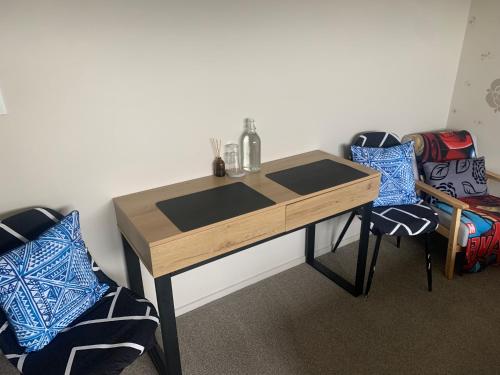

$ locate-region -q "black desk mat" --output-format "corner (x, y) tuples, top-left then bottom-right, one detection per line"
(156, 182), (275, 232)
(266, 159), (368, 196)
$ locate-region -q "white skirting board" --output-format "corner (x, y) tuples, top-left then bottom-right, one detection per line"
(139, 230), (361, 317)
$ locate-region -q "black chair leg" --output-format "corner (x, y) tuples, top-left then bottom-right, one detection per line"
(331, 211), (356, 252)
(365, 234), (383, 296)
(424, 233), (432, 292)
(396, 236), (401, 248)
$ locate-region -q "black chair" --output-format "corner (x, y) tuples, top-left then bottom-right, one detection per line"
(332, 132), (402, 252)
(0, 207), (159, 375)
(331, 132), (439, 295)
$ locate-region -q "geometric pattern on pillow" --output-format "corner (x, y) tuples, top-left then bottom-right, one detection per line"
(0, 211), (109, 352)
(0, 207), (116, 288)
(1, 286), (159, 375)
(351, 141), (419, 207)
(370, 202), (439, 236)
(423, 157), (488, 199)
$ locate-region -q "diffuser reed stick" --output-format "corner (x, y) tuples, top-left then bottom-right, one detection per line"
(210, 138), (222, 158)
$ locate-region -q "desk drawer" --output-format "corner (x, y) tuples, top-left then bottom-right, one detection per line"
(285, 178), (378, 231)
(151, 207), (286, 277)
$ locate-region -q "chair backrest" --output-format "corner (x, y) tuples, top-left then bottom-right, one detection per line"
(0, 207), (63, 254)
(402, 130), (478, 173)
(0, 207), (115, 286)
(351, 131), (424, 182)
(353, 131), (401, 148)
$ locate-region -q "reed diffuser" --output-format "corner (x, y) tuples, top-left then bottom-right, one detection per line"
(210, 138), (225, 177)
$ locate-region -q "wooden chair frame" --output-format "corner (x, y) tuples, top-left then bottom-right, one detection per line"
(416, 170), (500, 279)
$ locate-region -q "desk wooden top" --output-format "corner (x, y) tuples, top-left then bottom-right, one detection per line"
(114, 150), (380, 277)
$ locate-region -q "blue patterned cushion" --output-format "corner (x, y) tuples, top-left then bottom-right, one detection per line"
(0, 211), (108, 352)
(351, 141), (419, 207)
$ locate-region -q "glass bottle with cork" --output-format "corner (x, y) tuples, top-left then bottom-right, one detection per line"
(240, 118), (261, 173)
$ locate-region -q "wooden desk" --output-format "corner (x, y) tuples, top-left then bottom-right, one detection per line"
(113, 150), (380, 375)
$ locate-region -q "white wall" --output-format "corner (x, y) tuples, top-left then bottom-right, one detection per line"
(447, 0), (500, 195)
(0, 0), (470, 314)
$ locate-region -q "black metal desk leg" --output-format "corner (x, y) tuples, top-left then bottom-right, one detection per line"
(122, 235), (145, 297)
(121, 235), (171, 375)
(155, 274), (182, 375)
(305, 224), (316, 264)
(355, 202), (373, 296)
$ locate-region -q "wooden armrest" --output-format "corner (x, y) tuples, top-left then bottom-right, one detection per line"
(486, 170), (500, 182)
(415, 180), (469, 210)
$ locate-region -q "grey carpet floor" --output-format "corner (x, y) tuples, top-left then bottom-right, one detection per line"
(1, 235), (500, 374)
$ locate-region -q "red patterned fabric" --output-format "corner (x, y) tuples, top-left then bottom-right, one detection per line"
(403, 130), (477, 171)
(460, 195), (500, 271)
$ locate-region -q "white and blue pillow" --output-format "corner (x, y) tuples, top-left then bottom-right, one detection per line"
(352, 141), (419, 207)
(0, 211), (108, 352)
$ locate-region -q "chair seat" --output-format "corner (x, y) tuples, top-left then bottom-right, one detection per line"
(371, 203), (439, 236)
(1, 286), (159, 375)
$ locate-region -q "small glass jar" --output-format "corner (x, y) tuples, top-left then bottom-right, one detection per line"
(223, 143), (245, 177)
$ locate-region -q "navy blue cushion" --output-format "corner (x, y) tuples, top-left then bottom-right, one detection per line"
(0, 211), (109, 352)
(371, 203), (439, 236)
(351, 142), (419, 207)
(2, 286), (158, 375)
